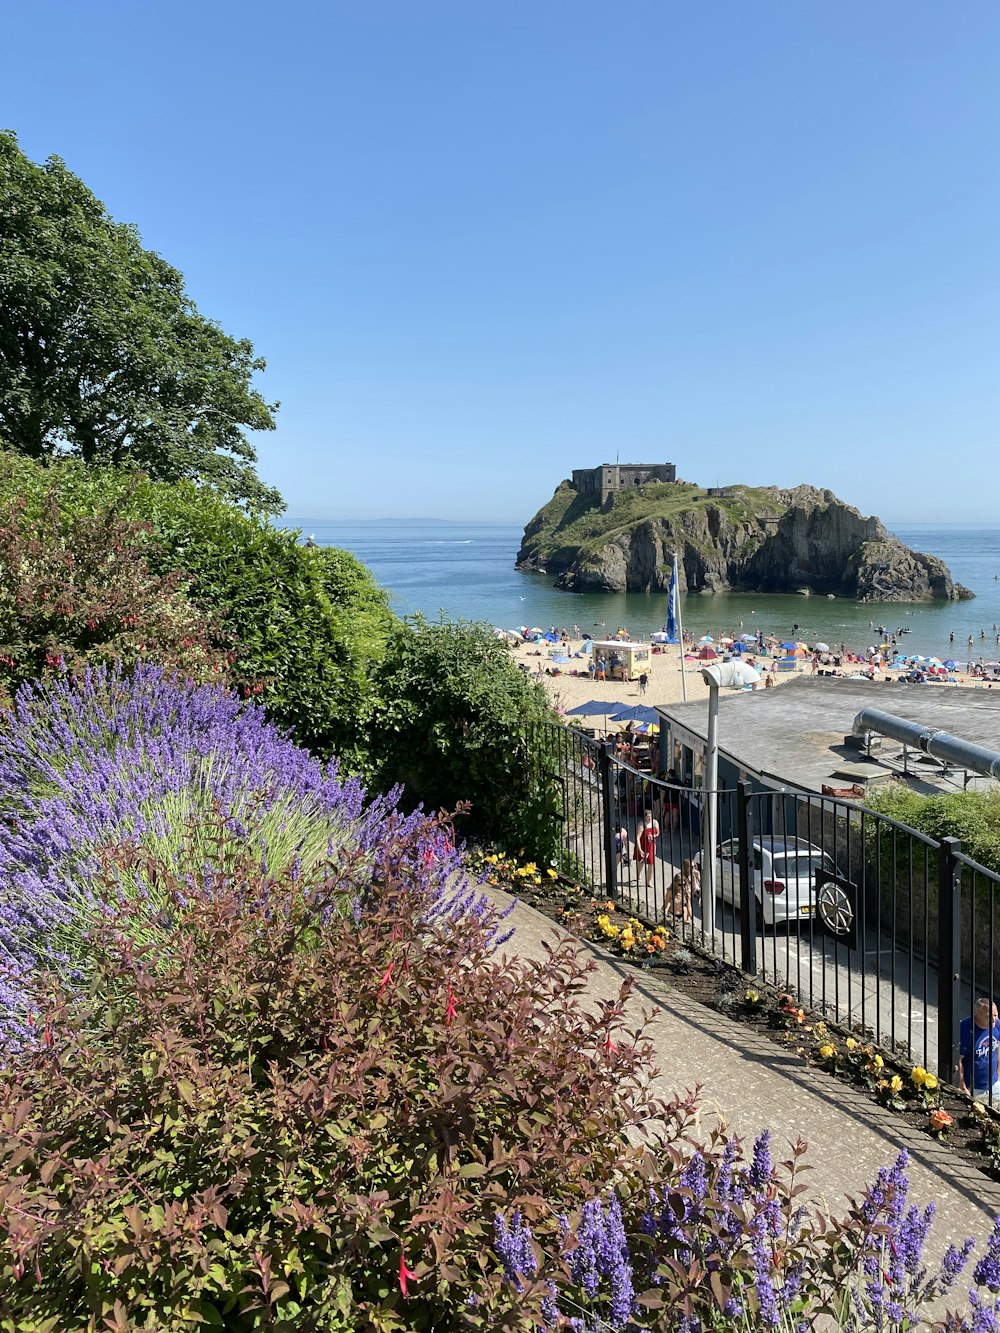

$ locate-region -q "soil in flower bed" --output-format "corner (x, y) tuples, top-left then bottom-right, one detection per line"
(516, 879), (1000, 1186)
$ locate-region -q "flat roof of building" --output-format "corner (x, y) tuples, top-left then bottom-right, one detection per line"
(656, 677), (1000, 793)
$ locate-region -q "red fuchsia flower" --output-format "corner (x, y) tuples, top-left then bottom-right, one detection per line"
(445, 983), (457, 1025)
(603, 1034), (617, 1055)
(43, 1021), (51, 1047)
(378, 962), (394, 999)
(399, 1250), (418, 1297)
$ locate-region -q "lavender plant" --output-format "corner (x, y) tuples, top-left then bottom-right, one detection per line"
(0, 663), (489, 1047)
(493, 1137), (1000, 1332)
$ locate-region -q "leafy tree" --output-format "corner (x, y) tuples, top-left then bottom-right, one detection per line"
(0, 131), (282, 511)
(369, 617), (561, 855)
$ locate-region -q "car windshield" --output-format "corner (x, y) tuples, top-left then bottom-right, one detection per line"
(771, 853), (833, 880)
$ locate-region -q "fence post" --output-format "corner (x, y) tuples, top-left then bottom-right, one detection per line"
(937, 835), (962, 1084)
(737, 780), (758, 976)
(599, 742), (618, 899)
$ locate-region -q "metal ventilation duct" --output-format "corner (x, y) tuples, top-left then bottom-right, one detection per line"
(852, 708), (1000, 783)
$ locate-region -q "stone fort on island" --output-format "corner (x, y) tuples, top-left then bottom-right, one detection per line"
(571, 462), (677, 508)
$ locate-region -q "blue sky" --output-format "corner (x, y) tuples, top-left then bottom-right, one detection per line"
(4, 1), (998, 522)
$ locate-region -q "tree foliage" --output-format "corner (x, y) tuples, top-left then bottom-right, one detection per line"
(369, 617), (560, 855)
(0, 130), (281, 511)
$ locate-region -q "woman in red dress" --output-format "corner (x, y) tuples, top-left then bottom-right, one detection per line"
(634, 808), (660, 886)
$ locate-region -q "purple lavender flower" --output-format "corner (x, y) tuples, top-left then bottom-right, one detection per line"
(494, 1210), (537, 1292)
(974, 1220), (1000, 1294)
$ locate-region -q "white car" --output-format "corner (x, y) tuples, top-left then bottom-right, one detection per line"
(707, 836), (854, 933)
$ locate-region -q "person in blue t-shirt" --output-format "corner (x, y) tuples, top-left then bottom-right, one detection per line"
(960, 997), (1000, 1099)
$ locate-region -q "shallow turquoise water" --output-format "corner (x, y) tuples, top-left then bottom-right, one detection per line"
(281, 517), (1000, 663)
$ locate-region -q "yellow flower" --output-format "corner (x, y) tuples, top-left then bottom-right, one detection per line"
(923, 1072), (938, 1091)
(745, 989), (760, 1005)
(911, 1066), (928, 1087)
(872, 1055), (884, 1070)
(547, 868), (558, 879)
(889, 1075), (904, 1094)
(521, 862), (538, 876)
(818, 1043), (836, 1060)
(846, 1037), (859, 1050)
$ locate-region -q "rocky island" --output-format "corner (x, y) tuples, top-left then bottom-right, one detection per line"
(517, 473), (973, 603)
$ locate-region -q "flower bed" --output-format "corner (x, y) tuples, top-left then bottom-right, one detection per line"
(502, 865), (1000, 1186)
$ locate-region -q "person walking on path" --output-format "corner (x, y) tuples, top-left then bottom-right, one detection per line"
(638, 671), (648, 696)
(960, 997), (1000, 1100)
(634, 808), (660, 887)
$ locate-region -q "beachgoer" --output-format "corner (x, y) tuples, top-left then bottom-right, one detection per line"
(667, 871), (689, 922)
(633, 808), (660, 886)
(638, 671), (648, 696)
(960, 998), (1000, 1100)
(587, 658), (596, 679)
(765, 673), (775, 689)
(596, 658), (607, 683)
(680, 858), (700, 921)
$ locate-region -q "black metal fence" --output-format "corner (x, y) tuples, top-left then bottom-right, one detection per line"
(528, 720), (1000, 1093)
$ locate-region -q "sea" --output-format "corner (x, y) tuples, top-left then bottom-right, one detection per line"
(280, 518), (1000, 663)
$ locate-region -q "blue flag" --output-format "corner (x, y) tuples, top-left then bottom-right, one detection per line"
(665, 554), (680, 643)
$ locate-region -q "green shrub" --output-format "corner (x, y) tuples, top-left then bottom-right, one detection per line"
(0, 483), (226, 704)
(369, 617), (562, 857)
(866, 783), (1000, 874)
(0, 450), (392, 764)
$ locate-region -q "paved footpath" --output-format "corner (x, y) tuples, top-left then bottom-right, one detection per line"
(493, 891), (1000, 1268)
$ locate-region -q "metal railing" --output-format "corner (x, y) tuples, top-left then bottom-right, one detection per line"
(526, 721), (1000, 1088)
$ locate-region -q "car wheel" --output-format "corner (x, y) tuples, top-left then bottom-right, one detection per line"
(817, 880), (853, 936)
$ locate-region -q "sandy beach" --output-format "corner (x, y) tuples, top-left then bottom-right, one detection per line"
(507, 636), (982, 729)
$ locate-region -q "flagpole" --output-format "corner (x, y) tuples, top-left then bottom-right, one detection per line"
(674, 552), (688, 701)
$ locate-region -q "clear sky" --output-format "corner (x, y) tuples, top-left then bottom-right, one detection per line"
(4, 1), (998, 522)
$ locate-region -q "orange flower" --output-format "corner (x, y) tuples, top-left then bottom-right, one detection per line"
(929, 1108), (954, 1133)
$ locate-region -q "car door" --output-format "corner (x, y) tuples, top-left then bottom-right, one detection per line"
(717, 840), (738, 903)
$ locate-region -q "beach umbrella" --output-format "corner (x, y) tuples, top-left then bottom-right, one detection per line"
(943, 659), (960, 670)
(565, 699), (617, 717)
(631, 721), (660, 735)
(814, 642), (830, 653)
(740, 633), (757, 643)
(550, 653), (571, 663)
(719, 636), (734, 645)
(698, 635), (714, 644)
(529, 627), (543, 635)
(651, 631), (672, 643)
(609, 704), (661, 725)
(779, 641), (797, 650)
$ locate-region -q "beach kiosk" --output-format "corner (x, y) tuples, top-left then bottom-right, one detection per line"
(590, 640), (651, 682)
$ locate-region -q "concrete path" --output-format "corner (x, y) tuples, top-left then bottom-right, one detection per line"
(494, 890), (1000, 1269)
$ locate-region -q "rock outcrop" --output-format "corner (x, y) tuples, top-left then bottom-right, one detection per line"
(516, 482), (973, 602)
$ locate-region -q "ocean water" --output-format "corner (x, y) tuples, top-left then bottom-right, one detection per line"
(282, 517), (1000, 663)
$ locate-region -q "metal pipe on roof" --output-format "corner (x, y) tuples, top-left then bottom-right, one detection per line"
(852, 707), (1000, 782)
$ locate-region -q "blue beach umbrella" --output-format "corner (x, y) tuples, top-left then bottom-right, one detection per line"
(779, 641), (797, 651)
(566, 700), (618, 717)
(944, 659), (960, 670)
(609, 704), (661, 726)
(550, 653), (571, 663)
